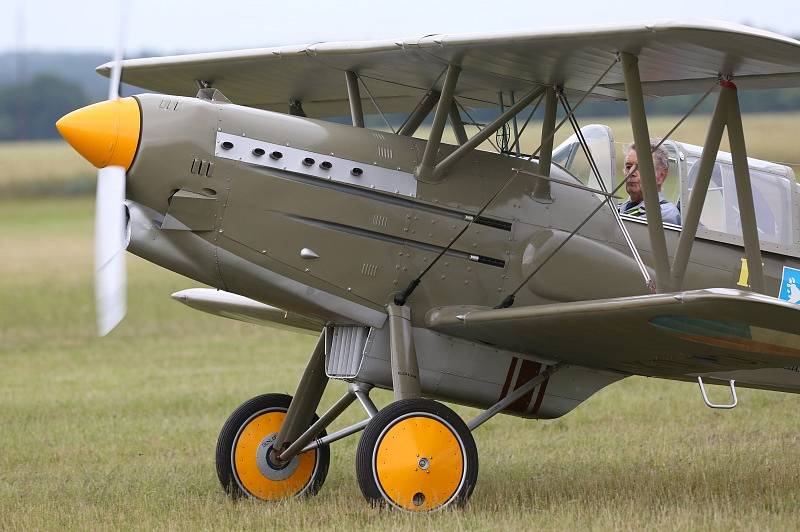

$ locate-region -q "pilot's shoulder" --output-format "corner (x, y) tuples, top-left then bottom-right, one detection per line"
(660, 201), (681, 224)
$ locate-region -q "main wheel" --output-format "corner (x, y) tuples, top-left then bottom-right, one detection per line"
(355, 398), (478, 512)
(216, 393), (329, 501)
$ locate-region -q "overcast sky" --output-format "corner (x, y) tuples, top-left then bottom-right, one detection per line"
(2, 0), (798, 56)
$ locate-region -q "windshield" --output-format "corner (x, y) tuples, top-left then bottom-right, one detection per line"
(552, 125), (615, 192)
(686, 157), (793, 245)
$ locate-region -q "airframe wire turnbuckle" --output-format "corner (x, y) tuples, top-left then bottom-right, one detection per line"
(697, 377), (738, 409)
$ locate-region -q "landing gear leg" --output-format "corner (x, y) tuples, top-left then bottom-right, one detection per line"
(357, 305), (478, 511)
(215, 332), (331, 501)
(272, 333), (328, 453)
(387, 303), (421, 400)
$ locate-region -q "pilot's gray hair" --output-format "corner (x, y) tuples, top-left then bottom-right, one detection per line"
(627, 140), (669, 174)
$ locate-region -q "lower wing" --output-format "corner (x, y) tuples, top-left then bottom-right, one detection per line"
(426, 289), (800, 386)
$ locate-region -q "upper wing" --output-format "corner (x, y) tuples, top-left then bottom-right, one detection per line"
(101, 20), (800, 115)
(425, 289), (800, 378)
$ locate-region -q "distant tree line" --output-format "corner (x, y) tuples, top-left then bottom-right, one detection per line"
(0, 74), (89, 140)
(0, 69), (799, 141)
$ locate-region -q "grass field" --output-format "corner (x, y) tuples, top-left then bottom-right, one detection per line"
(0, 141), (96, 197)
(436, 110), (800, 177)
(2, 113), (800, 530)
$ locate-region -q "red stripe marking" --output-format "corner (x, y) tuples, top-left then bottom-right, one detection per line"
(507, 360), (541, 413)
(531, 371), (550, 415)
(673, 332), (800, 358)
(499, 357), (518, 400)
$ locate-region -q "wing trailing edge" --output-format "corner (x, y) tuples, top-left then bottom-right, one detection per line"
(426, 289), (800, 381)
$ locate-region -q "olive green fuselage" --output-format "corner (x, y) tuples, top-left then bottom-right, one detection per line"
(123, 93), (800, 416)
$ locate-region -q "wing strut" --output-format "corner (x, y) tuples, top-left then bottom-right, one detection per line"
(493, 84), (717, 308)
(415, 64), (461, 181)
(558, 89), (652, 290)
(621, 53), (673, 292)
(394, 57), (619, 306)
(344, 71), (364, 128)
(670, 80), (765, 293)
(397, 70), (445, 136)
(509, 90), (545, 156)
(726, 81), (766, 293)
(429, 84), (546, 181)
(448, 101), (468, 145)
(531, 86), (557, 201)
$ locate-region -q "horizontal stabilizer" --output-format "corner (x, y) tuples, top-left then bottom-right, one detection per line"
(171, 288), (321, 334)
(426, 289), (800, 379)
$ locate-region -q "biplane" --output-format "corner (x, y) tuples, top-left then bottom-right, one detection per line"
(56, 20), (800, 511)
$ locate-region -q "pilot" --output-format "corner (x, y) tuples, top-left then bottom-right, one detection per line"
(618, 140), (681, 225)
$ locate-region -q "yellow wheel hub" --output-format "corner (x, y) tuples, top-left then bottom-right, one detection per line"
(374, 415), (465, 511)
(233, 411), (317, 500)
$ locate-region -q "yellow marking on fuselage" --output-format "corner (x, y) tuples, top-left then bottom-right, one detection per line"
(737, 257), (751, 288)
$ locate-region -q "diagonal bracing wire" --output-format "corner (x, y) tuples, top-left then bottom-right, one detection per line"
(494, 81), (719, 309)
(394, 57), (620, 305)
(455, 99), (502, 153)
(356, 73), (396, 134)
(509, 92), (545, 155)
(397, 67), (448, 133)
(558, 90), (652, 288)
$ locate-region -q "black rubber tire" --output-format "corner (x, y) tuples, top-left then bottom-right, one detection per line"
(355, 398), (478, 511)
(216, 393), (330, 500)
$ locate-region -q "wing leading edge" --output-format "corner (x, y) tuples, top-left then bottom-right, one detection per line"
(100, 20), (800, 116)
(426, 289), (800, 382)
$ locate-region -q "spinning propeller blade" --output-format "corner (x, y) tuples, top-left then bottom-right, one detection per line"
(94, 166), (127, 336)
(93, 2), (128, 336)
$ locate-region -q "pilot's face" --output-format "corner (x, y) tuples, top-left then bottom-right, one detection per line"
(624, 149), (643, 204)
(624, 149), (667, 204)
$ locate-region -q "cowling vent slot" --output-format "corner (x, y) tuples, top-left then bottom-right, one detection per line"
(325, 325), (370, 380)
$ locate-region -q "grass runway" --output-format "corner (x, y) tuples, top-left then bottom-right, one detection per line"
(3, 200), (800, 531)
(3, 116), (800, 529)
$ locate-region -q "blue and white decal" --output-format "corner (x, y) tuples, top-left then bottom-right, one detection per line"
(778, 266), (800, 304)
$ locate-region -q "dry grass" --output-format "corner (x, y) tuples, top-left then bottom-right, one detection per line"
(2, 197), (800, 530)
(1, 110), (798, 200)
(0, 140), (95, 197)
(2, 113), (800, 529)
(436, 111), (800, 176)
